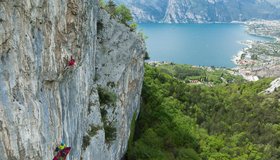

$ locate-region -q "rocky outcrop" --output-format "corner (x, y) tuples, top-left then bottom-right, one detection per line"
(116, 0), (280, 23)
(262, 78), (280, 94)
(0, 0), (146, 160)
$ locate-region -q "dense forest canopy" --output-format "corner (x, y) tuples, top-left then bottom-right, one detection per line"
(126, 64), (280, 160)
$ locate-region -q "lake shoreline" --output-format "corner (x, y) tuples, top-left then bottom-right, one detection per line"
(231, 40), (259, 81)
(232, 20), (280, 81)
(140, 23), (268, 68)
(141, 21), (280, 81)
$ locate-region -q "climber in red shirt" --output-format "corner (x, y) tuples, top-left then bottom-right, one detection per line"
(68, 56), (76, 66)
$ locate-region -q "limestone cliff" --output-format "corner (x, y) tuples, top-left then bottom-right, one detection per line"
(0, 0), (146, 160)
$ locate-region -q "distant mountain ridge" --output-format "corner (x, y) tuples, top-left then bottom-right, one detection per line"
(266, 0), (280, 8)
(115, 0), (280, 23)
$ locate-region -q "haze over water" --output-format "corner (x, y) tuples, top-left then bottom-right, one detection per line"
(139, 23), (271, 68)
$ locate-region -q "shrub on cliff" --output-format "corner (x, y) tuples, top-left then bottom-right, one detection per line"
(99, 0), (137, 31)
(99, 0), (106, 9)
(129, 22), (138, 31)
(97, 87), (116, 106)
(82, 135), (91, 150)
(104, 122), (117, 143)
(115, 4), (133, 24)
(107, 0), (117, 15)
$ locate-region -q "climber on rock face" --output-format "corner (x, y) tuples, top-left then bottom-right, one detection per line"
(53, 142), (71, 160)
(68, 55), (76, 67)
(55, 142), (66, 152)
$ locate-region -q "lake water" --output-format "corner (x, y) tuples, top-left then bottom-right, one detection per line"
(139, 23), (272, 68)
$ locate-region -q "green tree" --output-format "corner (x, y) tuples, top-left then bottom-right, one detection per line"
(127, 64), (279, 160)
(107, 0), (117, 15)
(115, 4), (133, 24)
(130, 22), (138, 31)
(99, 0), (106, 8)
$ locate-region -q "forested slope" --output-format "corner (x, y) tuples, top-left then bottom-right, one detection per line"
(127, 64), (280, 160)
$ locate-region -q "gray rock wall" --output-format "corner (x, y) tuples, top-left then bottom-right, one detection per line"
(0, 0), (146, 159)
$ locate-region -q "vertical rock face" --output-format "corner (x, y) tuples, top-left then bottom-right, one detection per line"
(0, 0), (146, 160)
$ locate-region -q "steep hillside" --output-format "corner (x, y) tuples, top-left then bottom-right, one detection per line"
(127, 64), (280, 160)
(116, 0), (280, 23)
(0, 0), (146, 160)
